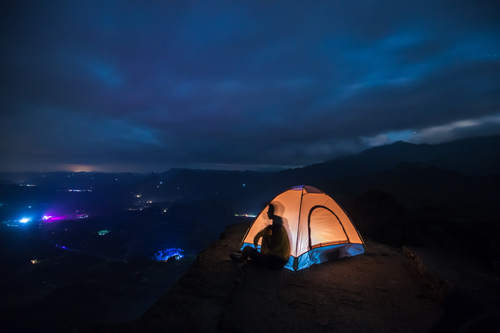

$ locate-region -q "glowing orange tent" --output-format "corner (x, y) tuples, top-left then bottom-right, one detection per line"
(241, 185), (365, 270)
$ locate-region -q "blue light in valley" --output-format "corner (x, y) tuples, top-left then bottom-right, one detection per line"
(19, 217), (32, 224)
(153, 248), (184, 262)
(97, 229), (110, 236)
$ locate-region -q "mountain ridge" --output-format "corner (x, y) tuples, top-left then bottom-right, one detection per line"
(282, 134), (500, 180)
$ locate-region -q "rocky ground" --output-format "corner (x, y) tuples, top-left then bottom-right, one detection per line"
(91, 221), (500, 333)
(1, 253), (191, 332)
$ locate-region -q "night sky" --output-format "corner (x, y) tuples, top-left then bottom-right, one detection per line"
(1, 1), (499, 172)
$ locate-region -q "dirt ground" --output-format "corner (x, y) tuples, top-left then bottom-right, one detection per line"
(100, 222), (454, 333)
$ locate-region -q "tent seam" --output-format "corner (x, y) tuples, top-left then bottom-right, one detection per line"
(295, 188), (305, 259)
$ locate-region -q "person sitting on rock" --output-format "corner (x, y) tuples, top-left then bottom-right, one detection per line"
(231, 203), (290, 269)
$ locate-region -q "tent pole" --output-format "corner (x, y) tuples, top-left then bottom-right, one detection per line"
(294, 187), (305, 270)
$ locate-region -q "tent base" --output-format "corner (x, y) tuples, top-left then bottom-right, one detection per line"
(241, 243), (365, 271)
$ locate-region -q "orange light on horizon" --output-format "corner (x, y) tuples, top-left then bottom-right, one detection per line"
(64, 164), (95, 172)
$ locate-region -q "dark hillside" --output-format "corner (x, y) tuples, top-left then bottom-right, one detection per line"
(101, 223), (445, 333)
(282, 135), (500, 183)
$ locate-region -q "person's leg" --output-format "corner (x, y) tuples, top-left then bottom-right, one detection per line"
(242, 247), (273, 266)
(231, 246), (258, 262)
(242, 246), (259, 260)
(245, 250), (286, 269)
(262, 255), (287, 269)
(234, 248), (287, 269)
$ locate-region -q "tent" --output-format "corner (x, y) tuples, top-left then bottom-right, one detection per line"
(241, 185), (365, 271)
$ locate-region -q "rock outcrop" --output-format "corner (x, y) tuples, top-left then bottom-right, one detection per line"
(102, 222), (447, 333)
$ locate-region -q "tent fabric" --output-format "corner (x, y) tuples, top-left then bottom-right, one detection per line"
(241, 185), (364, 271)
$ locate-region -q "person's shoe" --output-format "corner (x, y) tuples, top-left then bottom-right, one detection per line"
(230, 252), (244, 262)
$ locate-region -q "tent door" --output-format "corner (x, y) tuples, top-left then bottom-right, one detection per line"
(307, 205), (350, 250)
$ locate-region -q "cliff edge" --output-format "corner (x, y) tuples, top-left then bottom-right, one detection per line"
(100, 221), (449, 333)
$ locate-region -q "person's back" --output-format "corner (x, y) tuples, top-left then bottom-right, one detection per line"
(231, 203), (290, 269)
(258, 220), (290, 262)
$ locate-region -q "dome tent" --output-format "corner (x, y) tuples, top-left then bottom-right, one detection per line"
(241, 185), (365, 271)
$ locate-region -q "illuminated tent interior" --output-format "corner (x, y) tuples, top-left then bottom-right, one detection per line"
(241, 185), (365, 271)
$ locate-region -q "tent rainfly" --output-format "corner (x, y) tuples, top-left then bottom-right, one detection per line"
(241, 185), (365, 271)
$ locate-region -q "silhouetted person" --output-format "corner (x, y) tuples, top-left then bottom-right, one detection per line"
(231, 203), (290, 269)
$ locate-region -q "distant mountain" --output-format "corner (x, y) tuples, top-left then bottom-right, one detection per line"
(2, 135), (499, 214)
(284, 135), (500, 181)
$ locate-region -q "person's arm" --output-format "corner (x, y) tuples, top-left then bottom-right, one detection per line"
(253, 228), (266, 247)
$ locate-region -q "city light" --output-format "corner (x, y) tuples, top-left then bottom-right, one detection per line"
(41, 212), (88, 223)
(234, 213), (257, 218)
(40, 215), (65, 222)
(19, 217), (32, 224)
(67, 189), (93, 192)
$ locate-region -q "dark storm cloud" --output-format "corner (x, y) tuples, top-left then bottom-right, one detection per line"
(1, 0), (499, 171)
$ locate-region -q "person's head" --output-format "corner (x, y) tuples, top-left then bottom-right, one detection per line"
(267, 203), (275, 219)
(267, 203), (283, 227)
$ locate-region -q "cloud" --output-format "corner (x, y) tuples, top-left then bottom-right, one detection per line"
(1, 1), (499, 171)
(362, 130), (417, 147)
(413, 113), (500, 143)
(360, 113), (500, 148)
